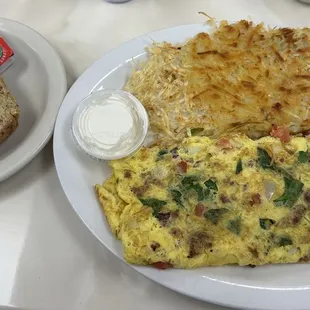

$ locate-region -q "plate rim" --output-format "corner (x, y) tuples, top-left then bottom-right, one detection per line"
(0, 17), (67, 181)
(53, 22), (310, 310)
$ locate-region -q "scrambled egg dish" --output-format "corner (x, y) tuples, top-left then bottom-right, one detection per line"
(96, 134), (310, 268)
(125, 20), (310, 147)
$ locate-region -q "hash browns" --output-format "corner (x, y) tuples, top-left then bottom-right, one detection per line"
(125, 20), (310, 147)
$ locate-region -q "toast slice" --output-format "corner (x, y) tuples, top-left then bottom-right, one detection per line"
(0, 77), (20, 143)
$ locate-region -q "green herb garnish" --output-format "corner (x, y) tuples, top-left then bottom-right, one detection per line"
(204, 179), (218, 191)
(257, 147), (274, 170)
(190, 128), (204, 136)
(171, 189), (183, 207)
(191, 184), (204, 201)
(139, 198), (167, 218)
(204, 188), (210, 199)
(298, 151), (309, 163)
(182, 175), (199, 188)
(259, 218), (275, 230)
(274, 177), (304, 208)
(257, 147), (291, 177)
(276, 236), (293, 247)
(227, 217), (241, 235)
(205, 208), (228, 224)
(236, 159), (243, 174)
(157, 150), (168, 159)
(180, 175), (204, 201)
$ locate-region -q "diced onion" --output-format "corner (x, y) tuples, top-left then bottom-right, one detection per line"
(288, 247), (299, 255)
(153, 166), (169, 179)
(187, 146), (201, 154)
(264, 180), (276, 200)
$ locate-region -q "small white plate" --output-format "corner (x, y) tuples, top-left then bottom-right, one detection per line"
(0, 17), (66, 181)
(54, 23), (310, 310)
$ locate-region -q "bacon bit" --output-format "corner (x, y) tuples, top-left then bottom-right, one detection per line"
(250, 193), (261, 206)
(131, 185), (148, 196)
(150, 242), (160, 251)
(177, 161), (188, 173)
(170, 210), (179, 219)
(157, 212), (170, 223)
(248, 246), (259, 258)
(304, 190), (310, 205)
(291, 206), (307, 225)
(220, 194), (230, 204)
(216, 138), (233, 150)
(170, 227), (183, 238)
(188, 232), (212, 258)
(299, 252), (310, 263)
(152, 262), (172, 270)
(124, 170), (132, 178)
(195, 204), (205, 217)
(270, 125), (291, 143)
(170, 148), (179, 158)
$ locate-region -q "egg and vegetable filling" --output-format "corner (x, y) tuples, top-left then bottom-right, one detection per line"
(96, 134), (310, 268)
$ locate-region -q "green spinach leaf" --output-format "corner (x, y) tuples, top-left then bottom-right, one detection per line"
(157, 150), (168, 160)
(257, 147), (291, 177)
(191, 184), (204, 201)
(181, 175), (199, 188)
(274, 177), (304, 208)
(276, 236), (293, 247)
(257, 147), (274, 170)
(171, 189), (183, 207)
(190, 128), (204, 136)
(180, 175), (204, 201)
(139, 198), (167, 218)
(236, 159), (243, 174)
(259, 218), (275, 230)
(227, 217), (241, 235)
(205, 208), (228, 224)
(298, 151), (309, 163)
(204, 179), (218, 191)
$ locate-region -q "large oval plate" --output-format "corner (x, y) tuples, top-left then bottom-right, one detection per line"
(53, 23), (310, 310)
(0, 18), (66, 181)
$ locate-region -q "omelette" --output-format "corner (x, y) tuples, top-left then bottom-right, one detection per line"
(96, 134), (310, 269)
(125, 20), (310, 148)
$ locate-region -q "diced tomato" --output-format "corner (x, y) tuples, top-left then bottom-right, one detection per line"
(270, 125), (291, 143)
(195, 204), (205, 217)
(152, 262), (173, 270)
(250, 193), (261, 206)
(177, 161), (188, 173)
(216, 138), (232, 150)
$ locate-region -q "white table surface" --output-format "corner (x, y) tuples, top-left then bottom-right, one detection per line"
(0, 0), (310, 309)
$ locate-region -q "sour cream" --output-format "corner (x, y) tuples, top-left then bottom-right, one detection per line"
(71, 89), (148, 161)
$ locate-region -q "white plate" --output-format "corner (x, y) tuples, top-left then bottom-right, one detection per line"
(0, 18), (66, 181)
(53, 23), (310, 310)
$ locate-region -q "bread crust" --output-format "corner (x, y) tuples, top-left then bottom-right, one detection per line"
(0, 77), (20, 144)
